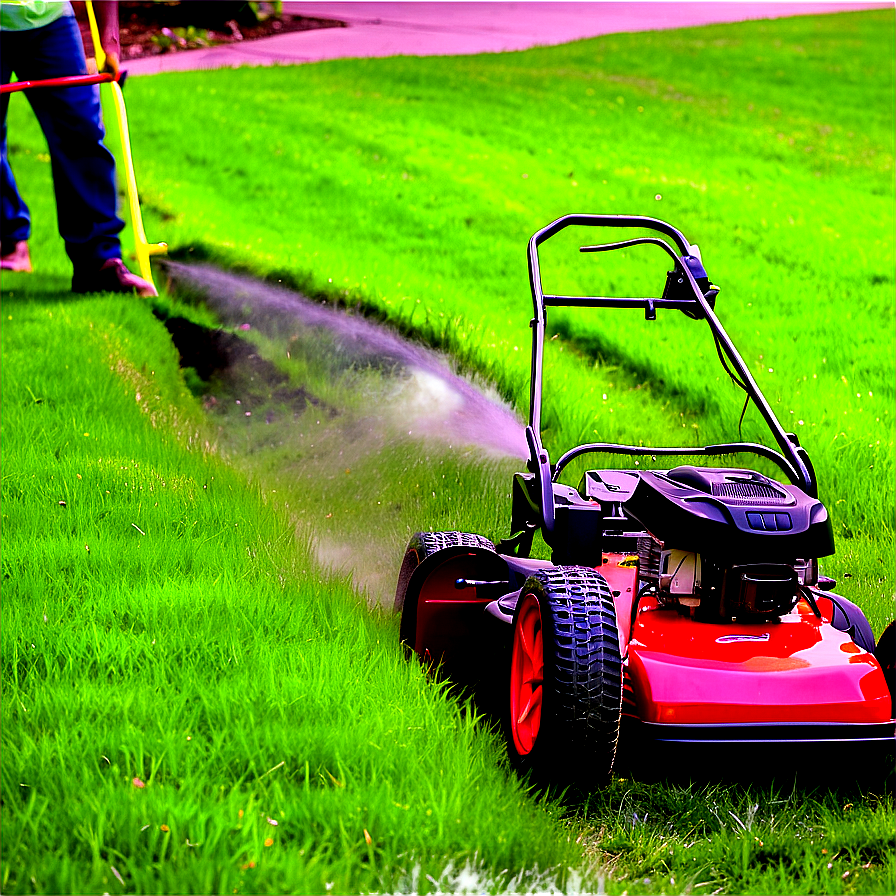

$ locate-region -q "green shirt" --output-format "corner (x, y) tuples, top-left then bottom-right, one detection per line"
(0, 1), (73, 31)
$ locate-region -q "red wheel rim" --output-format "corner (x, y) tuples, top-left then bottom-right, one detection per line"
(510, 593), (544, 755)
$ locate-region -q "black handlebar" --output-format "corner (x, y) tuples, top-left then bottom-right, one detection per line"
(524, 214), (817, 542)
(529, 214), (693, 256)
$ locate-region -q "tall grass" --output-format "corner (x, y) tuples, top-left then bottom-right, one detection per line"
(0, 294), (589, 892)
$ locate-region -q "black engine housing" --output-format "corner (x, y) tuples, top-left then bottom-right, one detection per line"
(621, 466), (834, 563)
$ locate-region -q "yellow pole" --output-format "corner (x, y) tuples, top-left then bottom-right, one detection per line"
(86, 0), (166, 288)
(106, 79), (167, 284)
(84, 0), (106, 72)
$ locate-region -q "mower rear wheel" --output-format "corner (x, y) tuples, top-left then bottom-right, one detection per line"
(508, 566), (622, 788)
(395, 532), (507, 680)
(393, 531), (496, 614)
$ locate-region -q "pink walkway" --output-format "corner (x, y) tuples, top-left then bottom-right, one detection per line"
(123, 2), (890, 75)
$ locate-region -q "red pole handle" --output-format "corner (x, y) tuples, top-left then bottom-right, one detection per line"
(0, 72), (116, 95)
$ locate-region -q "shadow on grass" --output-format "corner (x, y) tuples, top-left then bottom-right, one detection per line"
(2, 286), (84, 304)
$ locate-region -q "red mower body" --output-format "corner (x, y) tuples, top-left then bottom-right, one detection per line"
(398, 541), (894, 764)
(626, 595), (891, 728)
(595, 552), (892, 729)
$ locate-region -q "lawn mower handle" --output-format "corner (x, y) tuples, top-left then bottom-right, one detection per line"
(525, 216), (694, 449)
(529, 214), (693, 256)
(553, 440), (803, 484)
(524, 214), (816, 515)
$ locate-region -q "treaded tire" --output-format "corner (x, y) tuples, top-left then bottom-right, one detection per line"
(394, 531), (496, 614)
(875, 620), (896, 709)
(508, 566), (622, 789)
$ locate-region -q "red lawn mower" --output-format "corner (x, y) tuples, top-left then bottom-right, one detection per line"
(394, 214), (895, 786)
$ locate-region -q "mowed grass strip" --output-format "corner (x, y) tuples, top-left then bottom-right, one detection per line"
(0, 290), (591, 893)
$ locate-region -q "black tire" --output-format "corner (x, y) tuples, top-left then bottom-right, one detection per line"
(875, 620), (896, 708)
(393, 531), (496, 614)
(827, 593), (876, 654)
(508, 566), (622, 789)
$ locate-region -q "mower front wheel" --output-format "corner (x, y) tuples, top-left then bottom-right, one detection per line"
(508, 566), (623, 789)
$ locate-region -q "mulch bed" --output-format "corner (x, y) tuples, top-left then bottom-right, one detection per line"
(72, 1), (344, 62)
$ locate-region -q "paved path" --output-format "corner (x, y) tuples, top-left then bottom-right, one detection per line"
(123, 2), (888, 75)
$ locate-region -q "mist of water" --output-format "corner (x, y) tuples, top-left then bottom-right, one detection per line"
(163, 261), (527, 458)
(161, 261), (527, 603)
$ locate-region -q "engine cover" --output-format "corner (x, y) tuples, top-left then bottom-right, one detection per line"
(622, 466), (834, 562)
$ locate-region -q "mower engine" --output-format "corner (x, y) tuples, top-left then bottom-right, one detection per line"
(638, 535), (812, 621)
(598, 465), (834, 623)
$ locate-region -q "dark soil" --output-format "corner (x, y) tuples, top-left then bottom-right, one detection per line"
(155, 310), (329, 421)
(73, 1), (344, 62)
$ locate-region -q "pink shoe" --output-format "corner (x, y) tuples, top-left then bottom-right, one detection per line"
(72, 257), (158, 298)
(1, 240), (32, 272)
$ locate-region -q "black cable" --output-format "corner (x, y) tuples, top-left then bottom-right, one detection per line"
(712, 329), (752, 438)
(737, 393), (751, 440)
(631, 583), (659, 633)
(712, 329), (749, 392)
(579, 236), (681, 266)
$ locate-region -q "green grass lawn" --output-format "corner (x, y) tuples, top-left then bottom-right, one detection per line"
(2, 8), (894, 895)
(123, 7), (893, 627)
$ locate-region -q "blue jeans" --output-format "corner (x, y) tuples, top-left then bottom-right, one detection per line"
(1, 14), (124, 273)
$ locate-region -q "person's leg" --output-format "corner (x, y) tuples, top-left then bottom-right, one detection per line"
(16, 14), (126, 275)
(3, 17), (154, 294)
(0, 30), (33, 268)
